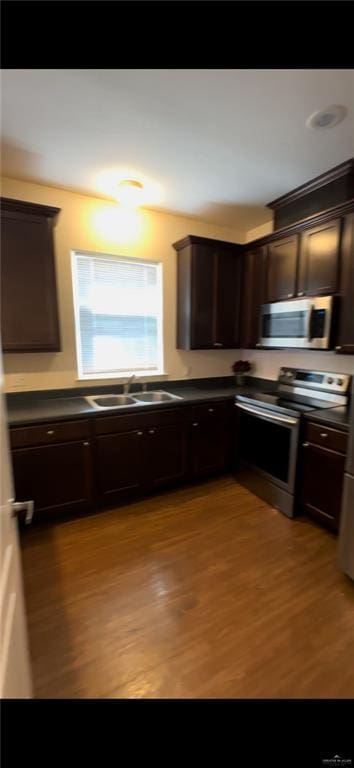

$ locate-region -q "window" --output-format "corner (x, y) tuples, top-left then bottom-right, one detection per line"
(72, 251), (163, 379)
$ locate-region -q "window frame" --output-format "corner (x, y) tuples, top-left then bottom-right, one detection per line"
(71, 249), (164, 381)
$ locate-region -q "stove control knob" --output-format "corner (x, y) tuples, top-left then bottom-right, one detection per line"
(337, 378), (343, 386)
(327, 377), (334, 384)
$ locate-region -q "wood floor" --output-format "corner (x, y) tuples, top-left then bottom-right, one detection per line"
(20, 477), (354, 699)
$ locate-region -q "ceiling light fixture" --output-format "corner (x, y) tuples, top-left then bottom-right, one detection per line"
(117, 179), (144, 207)
(306, 105), (348, 130)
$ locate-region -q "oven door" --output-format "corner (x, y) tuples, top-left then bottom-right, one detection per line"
(259, 296), (333, 349)
(236, 402), (300, 494)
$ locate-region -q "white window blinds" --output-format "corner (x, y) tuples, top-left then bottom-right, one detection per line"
(72, 252), (163, 378)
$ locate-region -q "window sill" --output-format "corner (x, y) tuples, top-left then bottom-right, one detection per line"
(76, 371), (168, 382)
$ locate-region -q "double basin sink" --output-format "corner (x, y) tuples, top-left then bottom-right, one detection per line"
(85, 390), (183, 410)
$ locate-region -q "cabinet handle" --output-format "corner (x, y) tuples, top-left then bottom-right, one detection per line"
(83, 441), (90, 447)
(302, 442), (309, 447)
(214, 342), (223, 347)
(335, 346), (342, 351)
(11, 499), (34, 525)
(297, 291), (304, 297)
(287, 293), (293, 298)
(149, 429), (155, 435)
(47, 430), (54, 435)
(320, 432), (328, 439)
(192, 422), (199, 427)
(208, 408), (214, 413)
(137, 431), (143, 436)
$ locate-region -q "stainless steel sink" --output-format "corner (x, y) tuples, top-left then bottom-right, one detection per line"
(85, 394), (138, 409)
(85, 390), (183, 409)
(133, 391), (183, 403)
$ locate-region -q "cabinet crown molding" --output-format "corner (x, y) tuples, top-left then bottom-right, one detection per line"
(173, 234), (240, 252)
(1, 196), (61, 223)
(267, 158), (354, 210)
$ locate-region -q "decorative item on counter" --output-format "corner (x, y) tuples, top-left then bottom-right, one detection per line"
(232, 359), (251, 386)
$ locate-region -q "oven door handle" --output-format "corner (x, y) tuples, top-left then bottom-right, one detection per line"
(236, 402), (298, 426)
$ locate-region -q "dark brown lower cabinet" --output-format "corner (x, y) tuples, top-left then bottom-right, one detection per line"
(12, 440), (92, 517)
(146, 423), (188, 491)
(301, 442), (346, 533)
(11, 401), (232, 522)
(95, 429), (145, 505)
(190, 403), (231, 478)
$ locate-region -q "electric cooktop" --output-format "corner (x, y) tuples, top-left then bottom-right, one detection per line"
(235, 391), (338, 418)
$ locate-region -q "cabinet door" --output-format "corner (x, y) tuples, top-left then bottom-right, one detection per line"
(12, 440), (92, 518)
(190, 415), (229, 478)
(266, 235), (299, 302)
(1, 210), (60, 352)
(336, 213), (354, 354)
(298, 219), (341, 297)
(241, 246), (267, 348)
(214, 249), (242, 348)
(191, 244), (215, 348)
(301, 442), (345, 532)
(95, 429), (145, 504)
(146, 422), (187, 491)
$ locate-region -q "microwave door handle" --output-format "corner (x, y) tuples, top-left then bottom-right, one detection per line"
(307, 304), (314, 342)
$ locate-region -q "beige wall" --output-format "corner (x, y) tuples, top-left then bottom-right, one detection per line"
(246, 220), (273, 242)
(2, 177), (352, 392)
(1, 177), (247, 392)
(244, 349), (354, 381)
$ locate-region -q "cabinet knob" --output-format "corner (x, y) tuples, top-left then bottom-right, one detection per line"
(335, 346), (342, 351)
(47, 430), (54, 435)
(149, 429), (155, 435)
(137, 431), (143, 436)
(302, 442), (309, 447)
(320, 432), (328, 439)
(83, 441), (90, 447)
(192, 422), (199, 427)
(208, 408), (214, 413)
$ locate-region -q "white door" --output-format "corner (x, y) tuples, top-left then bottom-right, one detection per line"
(0, 347), (32, 698)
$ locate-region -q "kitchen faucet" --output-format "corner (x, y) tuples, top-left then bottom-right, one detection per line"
(123, 374), (136, 394)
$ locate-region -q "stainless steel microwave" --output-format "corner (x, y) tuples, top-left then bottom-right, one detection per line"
(258, 295), (335, 349)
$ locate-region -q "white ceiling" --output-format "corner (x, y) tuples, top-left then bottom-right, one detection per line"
(1, 69), (354, 232)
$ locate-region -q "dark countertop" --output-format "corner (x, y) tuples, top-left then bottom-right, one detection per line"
(304, 406), (351, 433)
(6, 376), (351, 430)
(6, 380), (264, 427)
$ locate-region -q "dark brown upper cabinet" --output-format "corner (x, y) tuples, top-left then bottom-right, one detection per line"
(241, 245), (267, 348)
(297, 218), (341, 297)
(266, 235), (299, 302)
(1, 197), (61, 352)
(336, 212), (354, 354)
(174, 235), (242, 350)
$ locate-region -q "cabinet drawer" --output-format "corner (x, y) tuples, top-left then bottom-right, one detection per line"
(191, 401), (229, 421)
(10, 419), (90, 448)
(94, 406), (190, 436)
(305, 422), (348, 454)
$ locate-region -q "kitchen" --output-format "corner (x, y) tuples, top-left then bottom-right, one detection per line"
(0, 69), (354, 702)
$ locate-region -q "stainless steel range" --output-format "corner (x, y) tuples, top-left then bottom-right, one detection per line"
(235, 367), (351, 518)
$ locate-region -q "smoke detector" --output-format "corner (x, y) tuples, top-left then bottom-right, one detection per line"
(306, 105), (348, 130)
